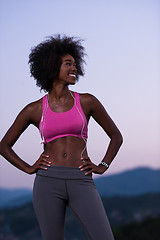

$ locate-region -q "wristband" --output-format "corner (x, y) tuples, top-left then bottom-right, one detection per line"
(99, 161), (109, 169)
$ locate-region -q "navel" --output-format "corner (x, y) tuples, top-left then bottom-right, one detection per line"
(63, 152), (67, 158)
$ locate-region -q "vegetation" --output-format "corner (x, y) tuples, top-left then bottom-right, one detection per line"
(0, 193), (160, 240)
(113, 216), (160, 240)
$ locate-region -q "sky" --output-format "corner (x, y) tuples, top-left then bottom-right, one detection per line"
(0, 0), (159, 189)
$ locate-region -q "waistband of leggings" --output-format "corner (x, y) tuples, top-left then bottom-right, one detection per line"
(36, 165), (92, 180)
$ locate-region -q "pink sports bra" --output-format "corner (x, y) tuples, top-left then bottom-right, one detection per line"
(39, 92), (88, 144)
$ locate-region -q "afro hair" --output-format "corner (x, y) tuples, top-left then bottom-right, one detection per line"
(28, 34), (86, 92)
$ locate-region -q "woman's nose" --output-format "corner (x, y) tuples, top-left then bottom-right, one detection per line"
(72, 65), (77, 71)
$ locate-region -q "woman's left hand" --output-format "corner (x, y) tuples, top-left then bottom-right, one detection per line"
(79, 157), (107, 175)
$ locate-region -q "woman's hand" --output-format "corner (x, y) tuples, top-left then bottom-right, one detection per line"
(26, 154), (51, 174)
(79, 157), (107, 175)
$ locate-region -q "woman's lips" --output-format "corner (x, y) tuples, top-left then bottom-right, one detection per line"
(69, 73), (76, 78)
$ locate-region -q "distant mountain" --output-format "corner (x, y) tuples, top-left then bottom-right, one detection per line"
(1, 193), (160, 240)
(0, 167), (160, 208)
(0, 188), (32, 208)
(94, 167), (160, 196)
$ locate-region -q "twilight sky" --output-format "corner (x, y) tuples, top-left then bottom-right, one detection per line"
(0, 0), (159, 189)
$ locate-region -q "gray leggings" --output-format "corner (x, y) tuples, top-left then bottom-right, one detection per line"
(33, 166), (114, 240)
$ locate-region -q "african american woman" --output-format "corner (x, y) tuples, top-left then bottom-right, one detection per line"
(0, 35), (123, 240)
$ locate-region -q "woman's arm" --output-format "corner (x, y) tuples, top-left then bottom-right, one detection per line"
(0, 102), (51, 174)
(80, 94), (123, 175)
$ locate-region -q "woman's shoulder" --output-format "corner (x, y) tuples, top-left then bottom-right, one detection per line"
(17, 96), (46, 126)
(78, 92), (98, 104)
(21, 96), (45, 115)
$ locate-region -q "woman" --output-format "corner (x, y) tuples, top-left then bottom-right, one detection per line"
(0, 35), (123, 240)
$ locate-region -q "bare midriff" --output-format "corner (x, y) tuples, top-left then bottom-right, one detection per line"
(43, 136), (88, 167)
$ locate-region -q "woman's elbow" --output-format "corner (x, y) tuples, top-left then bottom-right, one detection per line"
(0, 141), (5, 156)
(117, 131), (123, 147)
(0, 141), (2, 155)
(111, 130), (123, 147)
(0, 141), (9, 156)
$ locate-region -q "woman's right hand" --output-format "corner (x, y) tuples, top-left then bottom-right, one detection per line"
(27, 154), (51, 174)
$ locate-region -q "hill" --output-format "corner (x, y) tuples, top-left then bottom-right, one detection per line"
(0, 188), (32, 208)
(95, 167), (160, 196)
(0, 167), (160, 208)
(0, 193), (160, 240)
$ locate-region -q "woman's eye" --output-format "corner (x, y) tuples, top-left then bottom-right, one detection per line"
(64, 62), (76, 68)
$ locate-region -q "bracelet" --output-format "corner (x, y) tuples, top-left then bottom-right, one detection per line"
(99, 161), (109, 169)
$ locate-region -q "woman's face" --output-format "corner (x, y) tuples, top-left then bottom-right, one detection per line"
(58, 54), (77, 85)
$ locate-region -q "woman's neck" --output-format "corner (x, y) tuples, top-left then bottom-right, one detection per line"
(49, 83), (70, 101)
